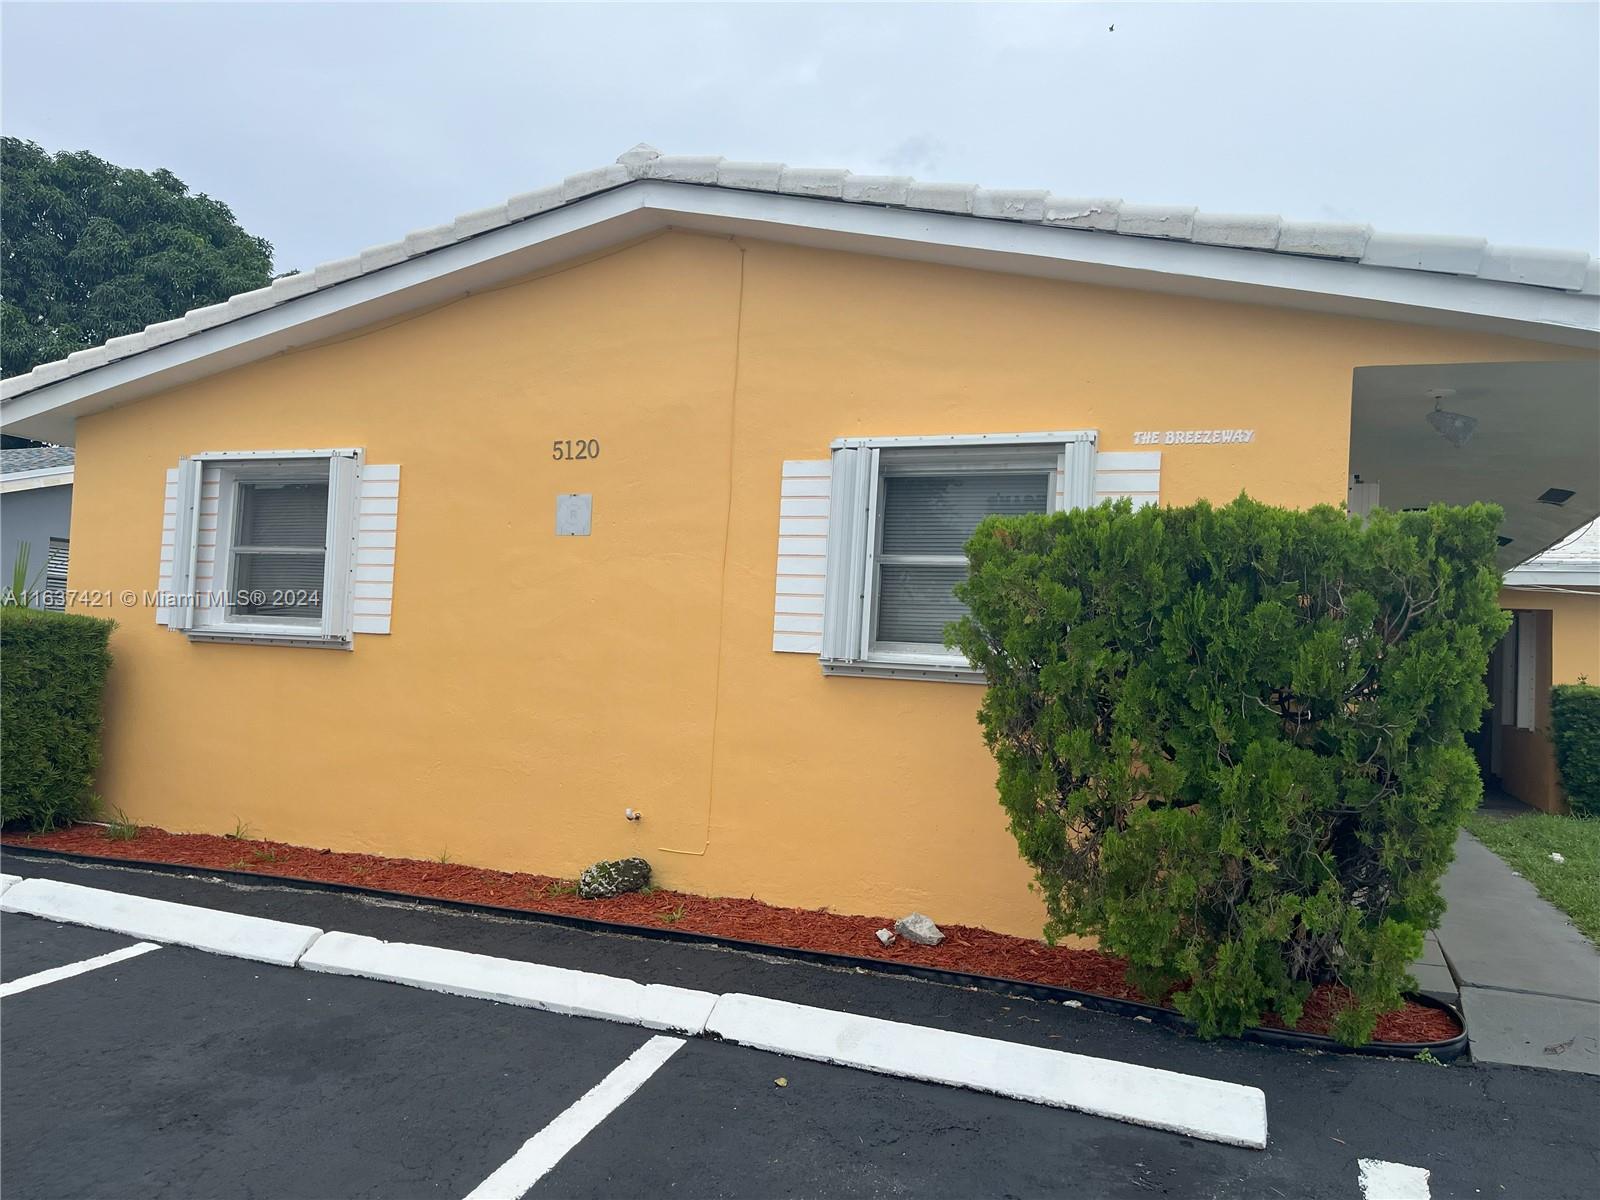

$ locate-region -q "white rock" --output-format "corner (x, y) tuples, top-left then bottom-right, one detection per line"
(875, 928), (896, 947)
(894, 912), (944, 946)
(1550, 852), (1566, 864)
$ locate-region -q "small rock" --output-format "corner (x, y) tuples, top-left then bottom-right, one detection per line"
(894, 912), (944, 946)
(875, 928), (896, 947)
(1550, 852), (1566, 864)
(1061, 1000), (1083, 1009)
(577, 856), (652, 900)
(1133, 1015), (1153, 1023)
(775, 1077), (788, 1087)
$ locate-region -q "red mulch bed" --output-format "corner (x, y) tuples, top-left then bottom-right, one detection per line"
(1, 823), (1460, 1045)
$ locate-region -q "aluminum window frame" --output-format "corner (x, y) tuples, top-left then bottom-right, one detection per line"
(822, 431), (1097, 683)
(171, 448), (362, 649)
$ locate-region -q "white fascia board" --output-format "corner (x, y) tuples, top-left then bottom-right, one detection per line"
(0, 465), (73, 493)
(1503, 568), (1600, 588)
(651, 186), (1598, 346)
(5, 180), (1596, 443)
(0, 185), (662, 445)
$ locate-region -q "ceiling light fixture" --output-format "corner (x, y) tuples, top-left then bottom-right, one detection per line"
(1426, 400), (1477, 448)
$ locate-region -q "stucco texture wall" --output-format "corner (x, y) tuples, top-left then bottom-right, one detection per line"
(1497, 587), (1600, 813)
(67, 231), (1595, 937)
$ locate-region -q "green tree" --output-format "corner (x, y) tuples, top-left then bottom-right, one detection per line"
(2, 138), (275, 377)
(950, 496), (1509, 1044)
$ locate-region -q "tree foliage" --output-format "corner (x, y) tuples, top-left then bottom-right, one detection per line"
(949, 495), (1509, 1044)
(2, 138), (274, 377)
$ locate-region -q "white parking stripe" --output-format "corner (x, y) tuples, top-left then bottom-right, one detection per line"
(1358, 1158), (1431, 1199)
(0, 942), (161, 999)
(463, 1036), (685, 1200)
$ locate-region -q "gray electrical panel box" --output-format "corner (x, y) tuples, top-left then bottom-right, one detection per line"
(556, 493), (592, 536)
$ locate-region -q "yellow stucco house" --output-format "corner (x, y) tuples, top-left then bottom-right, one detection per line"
(3, 145), (1596, 937)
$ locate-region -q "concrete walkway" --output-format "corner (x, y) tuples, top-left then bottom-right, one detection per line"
(1425, 829), (1600, 1074)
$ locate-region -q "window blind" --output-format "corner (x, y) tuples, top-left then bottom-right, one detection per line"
(231, 479), (329, 619)
(875, 472), (1048, 643)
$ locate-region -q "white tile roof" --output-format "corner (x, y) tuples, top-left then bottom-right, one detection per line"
(3, 143), (1597, 403)
(1505, 518), (1600, 585)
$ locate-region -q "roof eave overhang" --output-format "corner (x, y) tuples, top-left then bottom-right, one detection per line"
(4, 179), (1597, 444)
(0, 465), (74, 494)
(1503, 565), (1600, 588)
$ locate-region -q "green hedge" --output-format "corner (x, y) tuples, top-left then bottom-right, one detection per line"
(949, 495), (1508, 1044)
(1, 606), (115, 830)
(1551, 683), (1600, 817)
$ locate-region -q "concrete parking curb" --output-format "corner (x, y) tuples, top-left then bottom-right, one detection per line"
(299, 931), (718, 1035)
(0, 878), (322, 967)
(3, 873), (1267, 1149)
(0, 874), (20, 896)
(706, 992), (1269, 1150)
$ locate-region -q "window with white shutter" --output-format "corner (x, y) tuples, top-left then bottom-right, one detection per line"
(156, 448), (399, 648)
(771, 433), (1160, 680)
(797, 432), (1096, 681)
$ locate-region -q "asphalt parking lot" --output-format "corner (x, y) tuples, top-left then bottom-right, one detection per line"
(3, 855), (1597, 1199)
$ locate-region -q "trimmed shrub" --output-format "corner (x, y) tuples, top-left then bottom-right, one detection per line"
(1, 607), (115, 830)
(949, 495), (1508, 1044)
(1551, 683), (1600, 817)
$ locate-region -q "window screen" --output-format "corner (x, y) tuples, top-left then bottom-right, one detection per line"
(874, 472), (1049, 644)
(229, 480), (329, 619)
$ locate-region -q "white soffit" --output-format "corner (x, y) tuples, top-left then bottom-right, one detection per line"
(3, 144), (1597, 443)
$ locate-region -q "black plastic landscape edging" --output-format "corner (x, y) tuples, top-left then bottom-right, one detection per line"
(0, 842), (1470, 1061)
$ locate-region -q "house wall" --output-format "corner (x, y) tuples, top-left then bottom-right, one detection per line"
(1496, 587), (1600, 813)
(67, 231), (1594, 937)
(1, 482), (72, 604)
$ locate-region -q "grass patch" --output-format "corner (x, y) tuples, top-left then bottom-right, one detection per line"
(101, 807), (140, 842)
(1464, 811), (1600, 945)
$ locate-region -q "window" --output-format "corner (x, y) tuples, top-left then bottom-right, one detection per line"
(165, 449), (361, 647)
(229, 478), (329, 620)
(821, 432), (1097, 681)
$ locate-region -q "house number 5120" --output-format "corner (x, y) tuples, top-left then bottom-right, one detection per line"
(552, 439), (600, 461)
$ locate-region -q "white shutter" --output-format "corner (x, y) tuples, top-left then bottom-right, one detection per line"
(321, 450), (362, 641)
(163, 458), (204, 631)
(771, 460), (831, 653)
(157, 468), (179, 626)
(352, 463), (400, 635)
(821, 446), (875, 663)
(1057, 436), (1098, 512)
(190, 465), (223, 627)
(1093, 450), (1161, 507)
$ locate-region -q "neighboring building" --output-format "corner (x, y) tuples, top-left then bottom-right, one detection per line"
(1, 146), (1596, 936)
(1490, 520), (1600, 812)
(0, 444), (74, 609)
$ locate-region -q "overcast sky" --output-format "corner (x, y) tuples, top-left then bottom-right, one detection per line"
(3, 2), (1596, 274)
